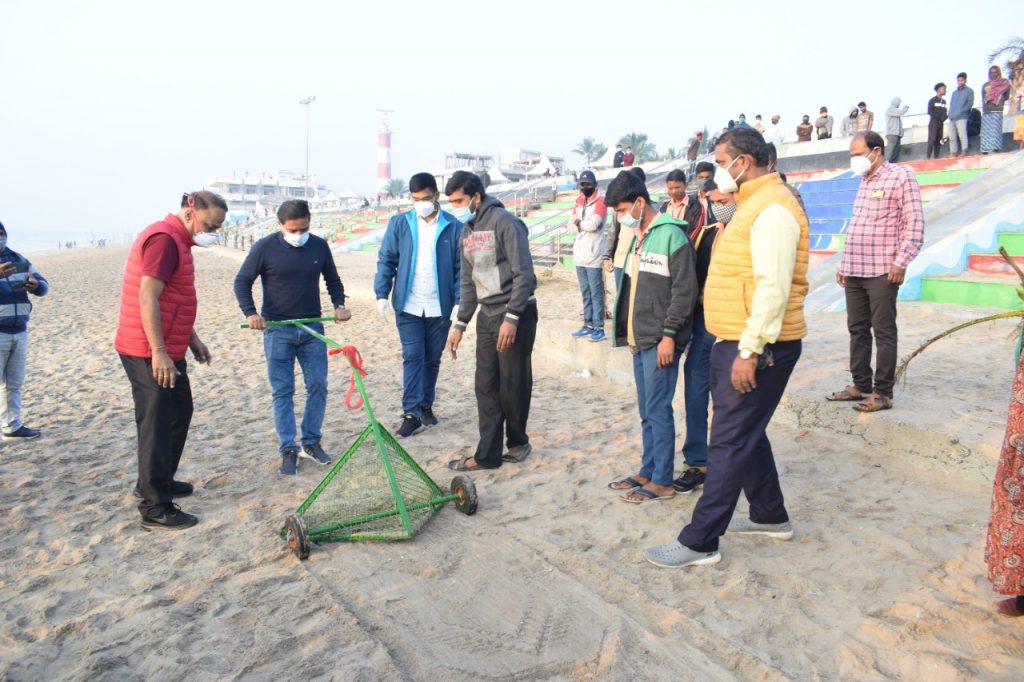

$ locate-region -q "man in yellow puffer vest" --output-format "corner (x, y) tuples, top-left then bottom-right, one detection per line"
(645, 128), (810, 568)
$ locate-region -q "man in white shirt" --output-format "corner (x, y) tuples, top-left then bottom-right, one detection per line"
(766, 114), (786, 146)
(374, 173), (464, 438)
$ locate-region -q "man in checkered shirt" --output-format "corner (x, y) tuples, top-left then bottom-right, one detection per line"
(829, 131), (924, 412)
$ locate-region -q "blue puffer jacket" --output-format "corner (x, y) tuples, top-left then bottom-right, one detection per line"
(0, 248), (49, 334)
(374, 209), (463, 318)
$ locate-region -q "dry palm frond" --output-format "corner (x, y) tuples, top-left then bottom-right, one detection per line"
(895, 247), (1024, 383)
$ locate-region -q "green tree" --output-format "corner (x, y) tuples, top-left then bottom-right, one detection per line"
(662, 147), (678, 161)
(573, 137), (608, 165)
(618, 132), (658, 163)
(387, 178), (405, 198)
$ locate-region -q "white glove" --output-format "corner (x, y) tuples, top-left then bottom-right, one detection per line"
(377, 299), (390, 319)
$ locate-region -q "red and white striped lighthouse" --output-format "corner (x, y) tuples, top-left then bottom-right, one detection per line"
(376, 109), (393, 193)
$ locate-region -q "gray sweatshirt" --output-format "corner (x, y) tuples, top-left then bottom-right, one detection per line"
(885, 97), (909, 137)
(455, 196), (537, 328)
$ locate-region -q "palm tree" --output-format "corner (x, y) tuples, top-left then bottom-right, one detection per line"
(662, 147), (678, 161)
(618, 132), (659, 163)
(573, 137), (607, 165)
(387, 178), (405, 199)
(989, 37), (1024, 104)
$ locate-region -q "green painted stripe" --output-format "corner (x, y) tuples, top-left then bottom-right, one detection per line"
(999, 233), (1024, 256)
(914, 169), (987, 186)
(919, 278), (1023, 309)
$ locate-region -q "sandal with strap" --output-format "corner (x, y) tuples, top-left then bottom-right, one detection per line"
(448, 456), (486, 471)
(621, 487), (675, 504)
(852, 393), (893, 412)
(608, 476), (646, 491)
(827, 385), (866, 401)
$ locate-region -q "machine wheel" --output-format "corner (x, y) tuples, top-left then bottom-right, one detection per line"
(450, 475), (478, 515)
(285, 514), (310, 560)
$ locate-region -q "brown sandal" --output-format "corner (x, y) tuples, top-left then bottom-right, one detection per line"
(826, 386), (866, 401)
(852, 393), (893, 412)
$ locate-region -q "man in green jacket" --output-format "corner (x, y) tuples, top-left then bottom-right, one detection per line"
(605, 170), (698, 503)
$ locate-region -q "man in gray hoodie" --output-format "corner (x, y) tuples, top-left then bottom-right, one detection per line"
(445, 170), (538, 471)
(885, 97), (910, 162)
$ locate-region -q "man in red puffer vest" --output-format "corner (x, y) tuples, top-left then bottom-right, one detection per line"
(115, 191), (226, 530)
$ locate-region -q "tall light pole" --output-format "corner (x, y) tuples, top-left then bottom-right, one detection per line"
(299, 96), (316, 199)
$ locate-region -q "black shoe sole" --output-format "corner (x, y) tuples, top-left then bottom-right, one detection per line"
(140, 518), (198, 531)
(396, 426), (424, 439)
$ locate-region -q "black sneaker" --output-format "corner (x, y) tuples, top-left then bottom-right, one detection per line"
(140, 503), (198, 531)
(133, 480), (194, 500)
(279, 448), (299, 476)
(396, 414), (423, 438)
(2, 426), (41, 441)
(421, 407), (438, 426)
(672, 467), (707, 493)
(300, 442), (332, 466)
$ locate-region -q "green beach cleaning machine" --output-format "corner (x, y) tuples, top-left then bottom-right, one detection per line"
(241, 317), (478, 559)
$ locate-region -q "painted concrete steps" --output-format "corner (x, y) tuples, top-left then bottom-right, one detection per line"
(920, 272), (1022, 309)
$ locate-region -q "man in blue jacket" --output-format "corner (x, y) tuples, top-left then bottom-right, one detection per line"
(0, 221), (50, 440)
(374, 173), (463, 438)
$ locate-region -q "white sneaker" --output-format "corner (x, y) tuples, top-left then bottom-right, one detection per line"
(727, 519), (794, 540)
(644, 541), (721, 568)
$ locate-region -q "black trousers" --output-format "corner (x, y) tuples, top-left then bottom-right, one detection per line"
(120, 355), (193, 514)
(677, 340), (801, 553)
(927, 118), (944, 158)
(886, 135), (902, 163)
(473, 304), (537, 467)
(844, 275), (899, 398)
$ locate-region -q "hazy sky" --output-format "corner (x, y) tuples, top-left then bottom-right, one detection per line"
(1, 0), (1018, 250)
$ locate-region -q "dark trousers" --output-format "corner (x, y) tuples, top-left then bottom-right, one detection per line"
(120, 355), (193, 515)
(396, 312), (450, 417)
(677, 340), (801, 553)
(473, 304), (537, 467)
(844, 275), (899, 398)
(886, 135), (902, 163)
(927, 119), (944, 158)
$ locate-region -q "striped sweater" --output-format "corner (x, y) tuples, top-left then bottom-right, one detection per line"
(0, 248), (49, 333)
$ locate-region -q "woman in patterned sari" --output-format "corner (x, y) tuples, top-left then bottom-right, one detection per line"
(985, 351), (1024, 617)
(981, 65), (1010, 154)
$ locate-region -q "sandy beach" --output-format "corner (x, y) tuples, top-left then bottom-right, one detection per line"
(1, 244), (1022, 680)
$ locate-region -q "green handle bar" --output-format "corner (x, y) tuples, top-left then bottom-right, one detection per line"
(239, 316), (337, 329)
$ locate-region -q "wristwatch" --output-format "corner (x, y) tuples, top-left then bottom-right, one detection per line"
(739, 348), (757, 360)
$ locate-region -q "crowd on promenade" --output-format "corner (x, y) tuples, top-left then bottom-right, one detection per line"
(1, 120), (1021, 619)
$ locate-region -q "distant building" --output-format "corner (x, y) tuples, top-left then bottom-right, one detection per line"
(206, 170), (334, 221)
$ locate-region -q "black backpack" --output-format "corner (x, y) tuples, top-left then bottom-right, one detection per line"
(967, 108), (982, 137)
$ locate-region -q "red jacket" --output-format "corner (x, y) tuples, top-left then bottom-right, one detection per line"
(114, 215), (197, 361)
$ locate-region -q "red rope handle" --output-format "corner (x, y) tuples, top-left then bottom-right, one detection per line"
(328, 346), (367, 409)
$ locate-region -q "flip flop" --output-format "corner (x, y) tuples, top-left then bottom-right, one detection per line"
(852, 393), (893, 413)
(608, 476), (645, 491)
(501, 443), (533, 464)
(826, 386), (866, 401)
(621, 487), (675, 504)
(448, 456), (484, 472)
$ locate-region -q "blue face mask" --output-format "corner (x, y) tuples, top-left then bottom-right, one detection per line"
(283, 231), (310, 248)
(451, 199), (477, 223)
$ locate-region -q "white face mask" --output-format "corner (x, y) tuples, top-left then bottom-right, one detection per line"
(192, 232), (219, 247)
(283, 231), (310, 247)
(850, 150), (876, 177)
(714, 156), (743, 194)
(414, 200), (436, 219)
(618, 198), (641, 228)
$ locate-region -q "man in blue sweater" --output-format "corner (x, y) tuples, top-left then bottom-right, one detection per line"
(0, 221), (49, 440)
(374, 173), (463, 438)
(233, 200), (350, 475)
(948, 72), (975, 157)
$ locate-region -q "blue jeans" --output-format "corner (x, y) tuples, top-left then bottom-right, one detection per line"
(632, 344), (682, 486)
(396, 312), (450, 417)
(575, 266), (605, 330)
(263, 322), (328, 454)
(0, 331), (28, 433)
(681, 308), (715, 467)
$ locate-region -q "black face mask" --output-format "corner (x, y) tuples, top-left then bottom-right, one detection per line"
(581, 186), (596, 198)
